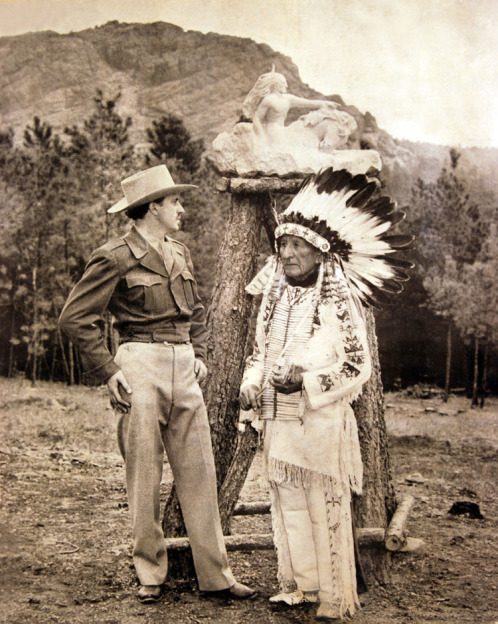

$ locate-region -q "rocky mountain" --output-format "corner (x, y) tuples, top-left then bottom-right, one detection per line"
(0, 20), (322, 144)
(1, 20), (497, 207)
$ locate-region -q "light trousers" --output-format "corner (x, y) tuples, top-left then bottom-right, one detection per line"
(273, 478), (359, 613)
(115, 341), (235, 590)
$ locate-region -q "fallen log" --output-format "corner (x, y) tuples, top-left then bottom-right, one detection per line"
(164, 533), (274, 552)
(163, 496), (417, 554)
(400, 537), (425, 554)
(356, 527), (385, 546)
(233, 501), (270, 516)
(164, 528), (386, 553)
(384, 494), (415, 551)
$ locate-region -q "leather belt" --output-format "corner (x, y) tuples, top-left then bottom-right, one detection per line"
(120, 330), (191, 345)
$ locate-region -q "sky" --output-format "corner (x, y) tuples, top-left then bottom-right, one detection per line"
(0, 0), (497, 148)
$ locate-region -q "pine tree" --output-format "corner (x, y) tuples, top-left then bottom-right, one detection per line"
(59, 91), (138, 379)
(145, 113), (204, 174)
(451, 226), (498, 406)
(1, 117), (70, 381)
(406, 150), (488, 395)
(65, 89), (137, 243)
(0, 91), (138, 383)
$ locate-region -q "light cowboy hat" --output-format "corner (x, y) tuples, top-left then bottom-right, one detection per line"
(108, 164), (198, 214)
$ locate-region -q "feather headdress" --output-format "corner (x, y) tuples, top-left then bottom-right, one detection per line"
(274, 167), (414, 306)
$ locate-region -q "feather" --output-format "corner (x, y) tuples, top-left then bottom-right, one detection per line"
(380, 234), (415, 248)
(388, 211), (407, 227)
(279, 167), (415, 306)
(381, 256), (415, 270)
(346, 181), (378, 208)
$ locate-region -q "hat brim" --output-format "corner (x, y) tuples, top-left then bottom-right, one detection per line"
(108, 184), (198, 214)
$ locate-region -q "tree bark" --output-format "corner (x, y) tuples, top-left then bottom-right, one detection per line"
(206, 192), (271, 532)
(205, 192), (270, 484)
(353, 310), (397, 585)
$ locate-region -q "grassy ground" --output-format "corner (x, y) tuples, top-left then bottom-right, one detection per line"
(0, 377), (497, 623)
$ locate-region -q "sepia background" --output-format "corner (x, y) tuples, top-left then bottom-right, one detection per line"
(0, 1), (496, 623)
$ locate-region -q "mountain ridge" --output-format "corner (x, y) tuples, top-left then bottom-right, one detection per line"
(1, 20), (496, 207)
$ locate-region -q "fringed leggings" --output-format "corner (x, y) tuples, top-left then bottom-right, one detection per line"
(270, 474), (360, 618)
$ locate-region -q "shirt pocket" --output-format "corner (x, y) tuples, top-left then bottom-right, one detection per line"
(125, 271), (165, 313)
(180, 269), (196, 310)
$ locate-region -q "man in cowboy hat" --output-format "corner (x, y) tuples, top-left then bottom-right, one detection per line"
(59, 165), (254, 603)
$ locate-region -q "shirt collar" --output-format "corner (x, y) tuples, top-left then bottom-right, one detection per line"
(135, 225), (164, 253)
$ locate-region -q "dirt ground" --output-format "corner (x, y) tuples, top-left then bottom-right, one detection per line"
(0, 377), (496, 624)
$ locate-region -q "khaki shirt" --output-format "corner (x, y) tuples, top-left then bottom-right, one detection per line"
(59, 225), (207, 385)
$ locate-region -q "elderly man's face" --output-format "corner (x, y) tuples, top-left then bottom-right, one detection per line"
(279, 235), (321, 280)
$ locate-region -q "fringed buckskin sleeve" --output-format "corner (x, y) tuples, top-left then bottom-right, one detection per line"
(302, 283), (371, 410)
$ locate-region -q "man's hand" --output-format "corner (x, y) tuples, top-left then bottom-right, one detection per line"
(194, 358), (207, 384)
(239, 384), (262, 411)
(271, 365), (303, 395)
(107, 370), (132, 414)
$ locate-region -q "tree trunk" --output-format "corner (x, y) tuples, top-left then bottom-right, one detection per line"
(31, 265), (39, 386)
(471, 336), (479, 408)
(162, 191), (271, 574)
(444, 323), (452, 400)
(353, 310), (397, 585)
(7, 289), (16, 378)
(480, 342), (488, 408)
(50, 345), (56, 381)
(69, 341), (75, 386)
(217, 426), (259, 533)
(206, 192), (271, 518)
(58, 329), (70, 384)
